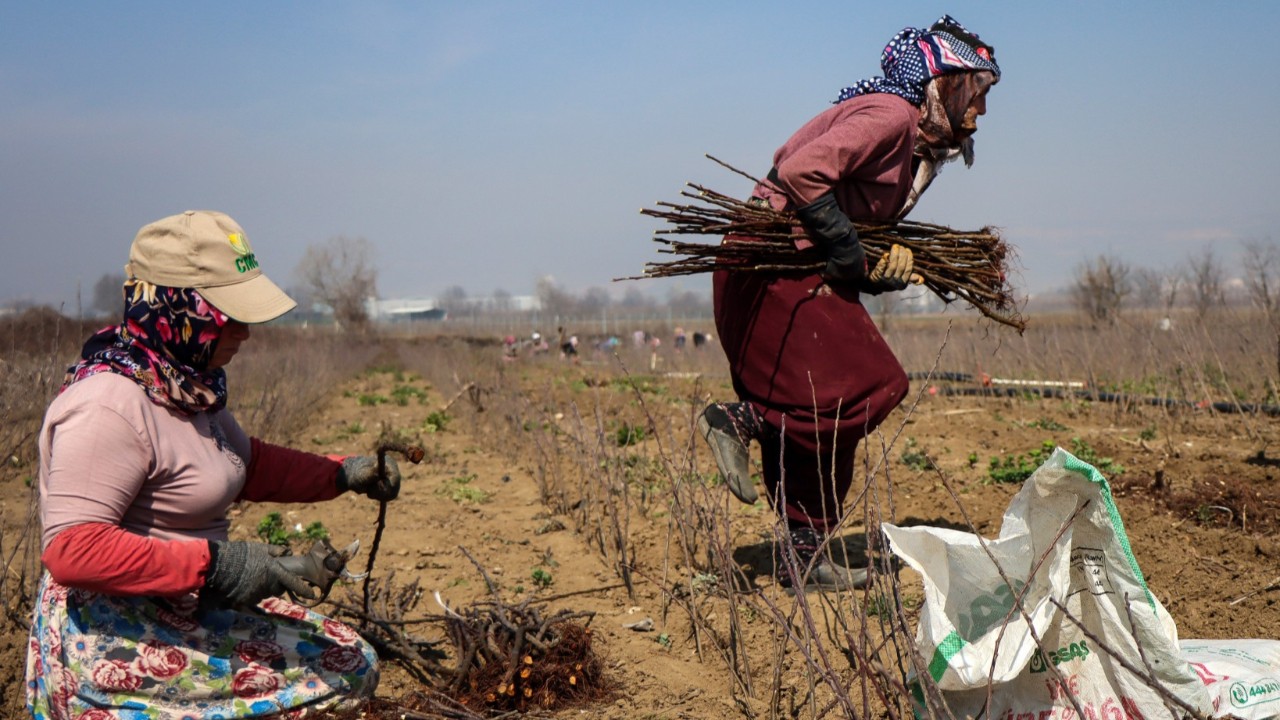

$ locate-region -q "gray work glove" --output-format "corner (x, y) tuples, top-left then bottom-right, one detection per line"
(335, 455), (401, 501)
(794, 191), (867, 284)
(204, 540), (317, 607)
(864, 244), (923, 293)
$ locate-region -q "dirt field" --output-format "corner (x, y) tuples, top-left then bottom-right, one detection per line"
(2, 330), (1279, 718)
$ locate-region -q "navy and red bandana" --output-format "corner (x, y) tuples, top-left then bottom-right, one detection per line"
(836, 15), (999, 107)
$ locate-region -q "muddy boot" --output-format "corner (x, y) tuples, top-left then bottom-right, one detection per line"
(697, 403), (758, 504)
(777, 526), (869, 593)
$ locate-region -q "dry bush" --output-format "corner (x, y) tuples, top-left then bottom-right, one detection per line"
(227, 326), (381, 441)
(886, 309), (1278, 414)
(1071, 254), (1131, 325)
(294, 235), (378, 332)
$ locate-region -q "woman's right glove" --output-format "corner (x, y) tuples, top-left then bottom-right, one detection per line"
(794, 191), (867, 284)
(204, 540), (317, 607)
(336, 455), (401, 501)
(864, 244), (921, 293)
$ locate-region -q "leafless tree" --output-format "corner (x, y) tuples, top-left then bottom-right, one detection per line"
(294, 236), (378, 331)
(1131, 267), (1183, 313)
(1242, 238), (1279, 321)
(578, 287), (612, 316)
(619, 287), (652, 309)
(491, 288), (512, 312)
(1071, 254), (1131, 325)
(1185, 246), (1225, 319)
(91, 272), (127, 318)
(535, 276), (573, 319)
(439, 285), (469, 315)
(666, 287), (710, 317)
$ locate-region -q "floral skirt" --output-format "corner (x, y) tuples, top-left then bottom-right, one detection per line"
(26, 574), (379, 719)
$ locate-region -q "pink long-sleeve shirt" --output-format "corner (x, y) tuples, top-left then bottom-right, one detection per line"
(38, 372), (343, 596)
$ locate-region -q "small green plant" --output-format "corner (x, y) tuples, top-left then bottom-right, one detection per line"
(1024, 417), (1068, 432)
(337, 421), (365, 438)
(437, 474), (489, 504)
(390, 384), (428, 406)
(614, 422), (646, 447)
(301, 521), (329, 541)
(865, 593), (893, 617)
(1068, 437), (1125, 476)
(967, 451), (980, 469)
(530, 567), (554, 589)
(357, 393), (389, 407)
(1139, 425), (1158, 441)
(257, 512), (293, 546)
(423, 410), (450, 433)
(900, 437), (936, 471)
(257, 512), (329, 546)
(691, 572), (720, 595)
(656, 632), (672, 649)
(988, 440), (1056, 484)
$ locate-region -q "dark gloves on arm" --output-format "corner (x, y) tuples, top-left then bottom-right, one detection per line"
(203, 540), (316, 607)
(794, 191), (867, 284)
(335, 455), (401, 501)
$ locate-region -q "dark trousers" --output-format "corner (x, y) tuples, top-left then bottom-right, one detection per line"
(757, 420), (860, 533)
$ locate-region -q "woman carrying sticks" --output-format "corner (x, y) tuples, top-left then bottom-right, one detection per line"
(699, 15), (999, 591)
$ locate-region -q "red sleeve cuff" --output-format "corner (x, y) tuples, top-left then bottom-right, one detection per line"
(42, 523), (210, 597)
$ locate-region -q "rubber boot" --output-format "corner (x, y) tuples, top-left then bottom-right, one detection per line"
(777, 526), (868, 593)
(697, 403), (757, 504)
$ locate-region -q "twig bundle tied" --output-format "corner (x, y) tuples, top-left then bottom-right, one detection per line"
(628, 155), (1026, 331)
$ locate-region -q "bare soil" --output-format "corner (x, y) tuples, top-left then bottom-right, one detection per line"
(3, 347), (1279, 719)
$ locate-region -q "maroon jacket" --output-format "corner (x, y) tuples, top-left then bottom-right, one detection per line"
(714, 93), (915, 450)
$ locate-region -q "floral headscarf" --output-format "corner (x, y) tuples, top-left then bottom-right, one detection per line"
(62, 278), (230, 415)
(836, 15), (999, 106)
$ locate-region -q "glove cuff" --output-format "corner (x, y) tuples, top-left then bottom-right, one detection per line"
(794, 192), (854, 246)
(205, 540), (249, 601)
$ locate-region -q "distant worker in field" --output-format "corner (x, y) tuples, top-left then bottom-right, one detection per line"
(27, 211), (401, 718)
(699, 15), (999, 591)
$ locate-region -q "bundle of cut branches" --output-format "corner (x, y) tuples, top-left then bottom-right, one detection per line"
(435, 595), (606, 712)
(627, 156), (1025, 332)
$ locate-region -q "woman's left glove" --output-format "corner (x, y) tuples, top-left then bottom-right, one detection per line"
(336, 455), (401, 501)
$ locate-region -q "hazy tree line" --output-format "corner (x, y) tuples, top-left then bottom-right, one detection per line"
(78, 235), (1277, 331)
(1070, 238), (1279, 325)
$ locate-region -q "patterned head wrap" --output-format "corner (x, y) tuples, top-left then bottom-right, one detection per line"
(62, 278), (231, 415)
(836, 15), (999, 106)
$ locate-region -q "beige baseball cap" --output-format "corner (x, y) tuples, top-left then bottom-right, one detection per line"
(125, 210), (297, 323)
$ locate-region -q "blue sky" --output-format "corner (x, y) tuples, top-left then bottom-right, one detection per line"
(3, 1), (1278, 309)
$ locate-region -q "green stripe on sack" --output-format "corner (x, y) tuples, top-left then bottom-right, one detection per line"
(929, 631), (968, 682)
(1059, 450), (1155, 610)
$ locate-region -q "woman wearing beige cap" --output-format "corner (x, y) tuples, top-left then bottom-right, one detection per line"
(26, 211), (399, 718)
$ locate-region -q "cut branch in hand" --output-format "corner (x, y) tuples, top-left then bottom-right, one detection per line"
(625, 156), (1026, 332)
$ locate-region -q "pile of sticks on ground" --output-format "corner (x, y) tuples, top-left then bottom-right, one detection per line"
(629, 157), (1026, 331)
(324, 548), (608, 718)
(435, 595), (606, 712)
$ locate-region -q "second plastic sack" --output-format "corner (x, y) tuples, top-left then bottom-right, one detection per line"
(882, 447), (1212, 719)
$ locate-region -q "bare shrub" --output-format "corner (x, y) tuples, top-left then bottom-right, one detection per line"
(90, 272), (127, 319)
(295, 235), (378, 331)
(226, 325), (381, 442)
(1242, 239), (1279, 319)
(1071, 254), (1131, 325)
(1185, 246), (1226, 319)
